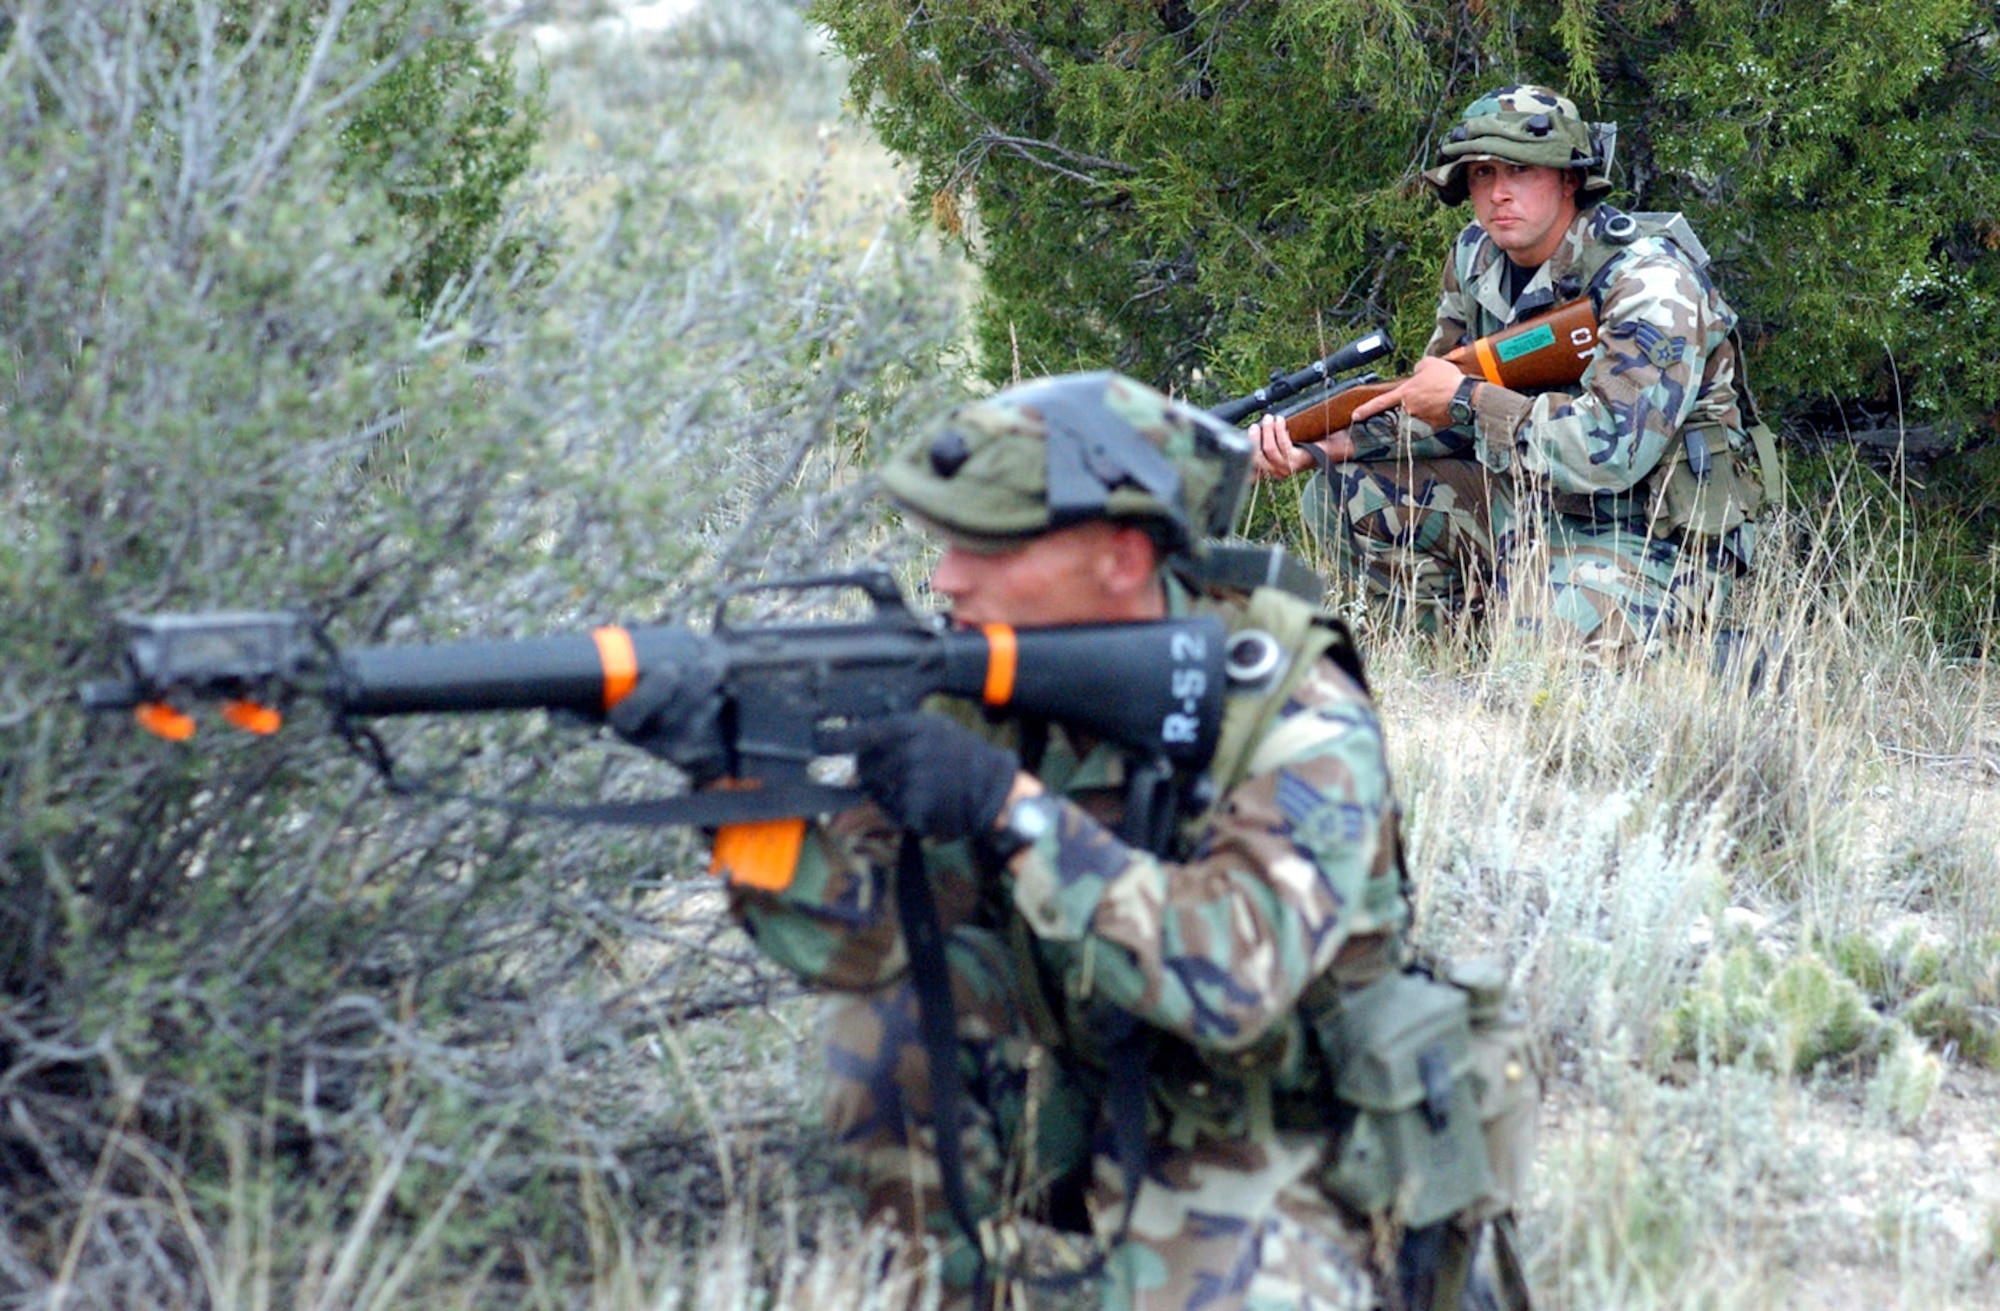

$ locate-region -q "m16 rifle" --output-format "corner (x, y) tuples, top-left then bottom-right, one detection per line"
(81, 569), (1249, 888)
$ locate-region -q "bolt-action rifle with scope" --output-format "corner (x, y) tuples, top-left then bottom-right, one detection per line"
(1215, 298), (1601, 441)
(80, 567), (1298, 888)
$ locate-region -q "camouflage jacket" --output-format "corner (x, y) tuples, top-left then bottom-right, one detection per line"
(1357, 206), (1746, 515)
(728, 582), (1408, 1097)
(1439, 205), (1745, 508)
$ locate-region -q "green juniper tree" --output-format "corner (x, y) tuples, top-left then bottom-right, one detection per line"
(813, 0), (2000, 437)
(326, 0), (549, 313)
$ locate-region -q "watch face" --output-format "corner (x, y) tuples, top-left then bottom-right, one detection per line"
(1450, 379), (1476, 425)
(1009, 797), (1052, 842)
(989, 794), (1053, 864)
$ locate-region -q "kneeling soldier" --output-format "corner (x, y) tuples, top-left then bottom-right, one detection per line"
(728, 373), (1536, 1309)
(1254, 86), (1775, 660)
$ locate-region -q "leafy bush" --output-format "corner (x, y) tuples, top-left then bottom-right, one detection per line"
(0, 2), (960, 1303)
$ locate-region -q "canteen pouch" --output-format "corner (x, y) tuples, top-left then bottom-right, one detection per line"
(1447, 959), (1540, 1220)
(1316, 970), (1494, 1229)
(1646, 422), (1773, 542)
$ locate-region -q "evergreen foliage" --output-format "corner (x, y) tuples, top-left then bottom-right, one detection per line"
(811, 0), (2000, 440)
(327, 0), (550, 314)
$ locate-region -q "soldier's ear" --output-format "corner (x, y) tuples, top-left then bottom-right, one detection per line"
(1101, 524), (1164, 600)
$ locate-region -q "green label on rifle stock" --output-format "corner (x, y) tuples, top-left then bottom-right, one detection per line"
(1496, 324), (1556, 363)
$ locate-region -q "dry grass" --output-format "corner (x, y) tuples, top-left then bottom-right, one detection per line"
(1347, 497), (2000, 1308)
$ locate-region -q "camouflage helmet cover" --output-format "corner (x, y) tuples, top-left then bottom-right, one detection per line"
(880, 371), (1250, 556)
(1422, 84), (1615, 207)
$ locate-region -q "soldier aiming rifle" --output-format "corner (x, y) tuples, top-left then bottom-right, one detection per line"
(85, 373), (1537, 1310)
(706, 374), (1536, 1309)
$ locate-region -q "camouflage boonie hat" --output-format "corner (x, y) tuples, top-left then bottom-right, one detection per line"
(881, 371), (1250, 556)
(1422, 84), (1614, 207)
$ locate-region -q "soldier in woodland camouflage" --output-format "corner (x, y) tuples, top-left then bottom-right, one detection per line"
(1252, 85), (1765, 657)
(720, 373), (1511, 1309)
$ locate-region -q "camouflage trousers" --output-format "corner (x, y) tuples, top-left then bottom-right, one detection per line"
(1300, 454), (1738, 658)
(823, 925), (1381, 1310)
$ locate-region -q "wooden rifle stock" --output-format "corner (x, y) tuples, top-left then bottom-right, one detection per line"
(1280, 298), (1601, 444)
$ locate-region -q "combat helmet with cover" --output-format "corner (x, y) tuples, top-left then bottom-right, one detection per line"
(881, 371), (1251, 558)
(1423, 84), (1616, 207)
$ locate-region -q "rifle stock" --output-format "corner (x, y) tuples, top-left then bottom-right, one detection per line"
(1277, 298), (1601, 445)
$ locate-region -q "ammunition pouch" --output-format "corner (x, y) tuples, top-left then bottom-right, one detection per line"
(1312, 969), (1494, 1229)
(1642, 420), (1779, 551)
(1147, 1020), (1305, 1148)
(1308, 960), (1539, 1234)
(1451, 960), (1539, 1222)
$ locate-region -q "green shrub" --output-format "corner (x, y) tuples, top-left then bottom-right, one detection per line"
(811, 0), (2000, 433)
(0, 3), (959, 1302)
(328, 0), (551, 314)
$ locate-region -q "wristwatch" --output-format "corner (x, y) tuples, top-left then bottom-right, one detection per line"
(1448, 376), (1480, 428)
(988, 792), (1057, 863)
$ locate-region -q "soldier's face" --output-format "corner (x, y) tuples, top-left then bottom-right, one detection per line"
(1466, 161), (1579, 267)
(929, 521), (1165, 629)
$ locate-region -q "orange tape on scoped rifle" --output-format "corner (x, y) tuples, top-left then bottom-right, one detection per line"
(1280, 298), (1602, 444)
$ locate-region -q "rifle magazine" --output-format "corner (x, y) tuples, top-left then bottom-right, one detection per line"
(712, 818), (808, 892)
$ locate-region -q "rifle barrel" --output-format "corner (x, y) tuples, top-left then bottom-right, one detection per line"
(1212, 328), (1393, 425)
(341, 636), (612, 716)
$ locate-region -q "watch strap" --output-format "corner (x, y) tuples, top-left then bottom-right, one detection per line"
(986, 792), (1057, 864)
(1449, 376), (1480, 426)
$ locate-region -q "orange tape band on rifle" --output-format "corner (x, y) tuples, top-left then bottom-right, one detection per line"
(1473, 336), (1504, 385)
(136, 703), (196, 741)
(221, 700), (283, 735)
(981, 623), (1017, 706)
(711, 818), (807, 892)
(593, 626), (638, 712)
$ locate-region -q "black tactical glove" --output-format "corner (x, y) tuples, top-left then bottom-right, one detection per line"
(824, 711), (1021, 841)
(606, 634), (730, 786)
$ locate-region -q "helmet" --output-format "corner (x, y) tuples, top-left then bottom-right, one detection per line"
(1421, 84), (1615, 207)
(880, 371), (1250, 557)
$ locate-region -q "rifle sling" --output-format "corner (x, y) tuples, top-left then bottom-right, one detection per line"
(892, 832), (992, 1300)
(891, 781), (1156, 1297)
(470, 783), (864, 828)
(336, 722), (863, 826)
(897, 828), (1149, 1293)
